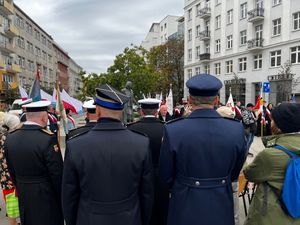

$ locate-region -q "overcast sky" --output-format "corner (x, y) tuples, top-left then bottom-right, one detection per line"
(14, 0), (183, 74)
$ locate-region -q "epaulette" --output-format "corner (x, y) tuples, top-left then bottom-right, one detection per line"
(41, 129), (54, 135)
(68, 129), (90, 141)
(129, 129), (148, 137)
(126, 120), (140, 127)
(166, 117), (184, 124)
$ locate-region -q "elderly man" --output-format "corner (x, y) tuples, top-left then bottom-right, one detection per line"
(5, 101), (64, 225)
(62, 84), (154, 225)
(159, 74), (247, 225)
(158, 105), (172, 122)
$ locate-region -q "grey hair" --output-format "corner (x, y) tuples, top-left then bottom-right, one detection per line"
(190, 95), (216, 106)
(4, 113), (20, 131)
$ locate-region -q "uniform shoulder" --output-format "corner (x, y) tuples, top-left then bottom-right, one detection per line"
(8, 123), (24, 134)
(41, 128), (54, 136)
(126, 120), (140, 127)
(166, 117), (184, 125)
(128, 128), (148, 138)
(68, 128), (90, 141)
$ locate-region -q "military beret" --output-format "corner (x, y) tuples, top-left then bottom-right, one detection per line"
(186, 74), (223, 96)
(95, 84), (129, 110)
(138, 98), (161, 109)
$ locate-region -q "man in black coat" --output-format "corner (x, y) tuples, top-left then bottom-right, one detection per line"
(128, 98), (169, 225)
(68, 99), (98, 139)
(62, 84), (154, 225)
(5, 100), (64, 225)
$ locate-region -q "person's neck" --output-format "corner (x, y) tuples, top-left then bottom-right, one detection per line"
(192, 105), (214, 110)
(25, 120), (44, 127)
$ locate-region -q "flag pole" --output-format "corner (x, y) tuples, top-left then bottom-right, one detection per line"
(260, 82), (264, 138)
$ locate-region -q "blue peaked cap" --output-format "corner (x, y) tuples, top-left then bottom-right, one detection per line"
(186, 74), (223, 96)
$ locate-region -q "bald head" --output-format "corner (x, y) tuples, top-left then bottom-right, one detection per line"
(160, 105), (168, 116)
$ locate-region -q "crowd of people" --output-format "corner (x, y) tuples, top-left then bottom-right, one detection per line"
(0, 73), (298, 225)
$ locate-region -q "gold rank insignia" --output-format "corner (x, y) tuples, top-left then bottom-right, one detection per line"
(53, 144), (60, 152)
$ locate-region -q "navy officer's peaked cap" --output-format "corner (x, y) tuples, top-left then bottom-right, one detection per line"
(186, 74), (223, 97)
(95, 84), (129, 110)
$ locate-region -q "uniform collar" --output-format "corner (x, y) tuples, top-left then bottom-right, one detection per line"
(92, 117), (125, 131)
(188, 108), (222, 118)
(141, 117), (161, 123)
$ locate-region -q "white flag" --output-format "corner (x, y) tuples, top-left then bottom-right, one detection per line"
(18, 86), (28, 98)
(226, 93), (235, 115)
(166, 87), (173, 116)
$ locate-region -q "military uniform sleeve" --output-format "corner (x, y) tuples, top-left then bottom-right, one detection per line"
(139, 142), (154, 225)
(159, 126), (175, 188)
(231, 126), (247, 181)
(243, 149), (273, 183)
(62, 144), (79, 225)
(44, 136), (64, 196)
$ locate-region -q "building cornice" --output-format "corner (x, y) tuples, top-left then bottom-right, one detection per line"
(184, 0), (199, 10)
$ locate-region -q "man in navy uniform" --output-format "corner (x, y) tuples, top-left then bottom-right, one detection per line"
(62, 84), (154, 225)
(5, 100), (64, 225)
(128, 98), (169, 225)
(159, 74), (247, 225)
(68, 99), (98, 139)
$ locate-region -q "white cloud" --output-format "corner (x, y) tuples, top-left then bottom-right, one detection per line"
(14, 0), (183, 74)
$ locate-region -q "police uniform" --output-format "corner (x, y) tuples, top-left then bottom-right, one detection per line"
(68, 100), (97, 139)
(128, 98), (169, 225)
(159, 74), (247, 225)
(62, 84), (154, 225)
(5, 101), (64, 225)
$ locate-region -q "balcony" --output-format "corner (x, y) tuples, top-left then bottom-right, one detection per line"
(199, 30), (210, 41)
(199, 53), (211, 63)
(248, 8), (264, 22)
(4, 63), (21, 73)
(0, 41), (15, 53)
(247, 38), (264, 51)
(198, 7), (211, 19)
(0, 0), (14, 15)
(4, 24), (19, 37)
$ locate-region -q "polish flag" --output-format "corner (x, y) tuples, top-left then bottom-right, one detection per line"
(52, 88), (82, 114)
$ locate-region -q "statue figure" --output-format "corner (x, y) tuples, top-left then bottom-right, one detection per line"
(122, 81), (134, 124)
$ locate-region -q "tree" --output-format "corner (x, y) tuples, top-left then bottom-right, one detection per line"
(148, 38), (184, 104)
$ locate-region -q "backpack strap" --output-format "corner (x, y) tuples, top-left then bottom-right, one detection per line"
(273, 145), (298, 159)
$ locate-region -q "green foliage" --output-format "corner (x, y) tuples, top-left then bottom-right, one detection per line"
(81, 40), (184, 103)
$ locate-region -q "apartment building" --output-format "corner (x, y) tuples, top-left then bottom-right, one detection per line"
(68, 58), (83, 97)
(53, 42), (69, 92)
(14, 4), (56, 91)
(184, 0), (300, 104)
(141, 15), (181, 50)
(0, 0), (20, 107)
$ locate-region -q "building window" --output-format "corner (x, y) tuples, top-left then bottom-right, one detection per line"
(215, 39), (221, 52)
(196, 25), (201, 37)
(273, 18), (281, 36)
(216, 15), (221, 29)
(196, 4), (200, 16)
(188, 29), (192, 41)
(161, 26), (163, 31)
(195, 67), (201, 75)
(196, 46), (201, 59)
(240, 3), (247, 19)
(188, 9), (192, 20)
(291, 46), (300, 64)
(164, 23), (167, 29)
(204, 65), (210, 74)
(188, 49), (192, 60)
(227, 10), (233, 24)
(240, 30), (247, 45)
(205, 44), (210, 53)
(238, 57), (247, 72)
(226, 60), (233, 74)
(270, 50), (281, 67)
(254, 54), (263, 69)
(215, 63), (221, 75)
(272, 0), (281, 6)
(216, 0), (221, 5)
(293, 12), (300, 30)
(227, 35), (233, 49)
(188, 69), (193, 79)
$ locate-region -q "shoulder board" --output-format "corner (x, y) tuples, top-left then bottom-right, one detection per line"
(126, 120), (140, 127)
(68, 129), (90, 141)
(166, 117), (184, 124)
(41, 129), (54, 135)
(129, 129), (148, 137)
(223, 117), (241, 123)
